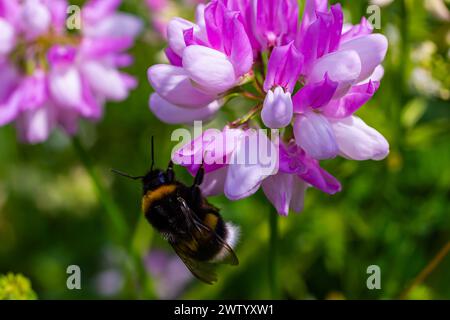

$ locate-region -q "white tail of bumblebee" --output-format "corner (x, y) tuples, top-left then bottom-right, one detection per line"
(213, 222), (240, 263)
(225, 222), (240, 249)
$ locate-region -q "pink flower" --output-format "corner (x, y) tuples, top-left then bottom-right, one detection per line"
(174, 126), (279, 200)
(262, 141), (341, 215)
(149, 93), (222, 124)
(174, 128), (340, 215)
(262, 87), (293, 129)
(227, 0), (299, 52)
(262, 42), (302, 129)
(82, 0), (143, 39)
(0, 0), (141, 144)
(148, 0), (390, 215)
(288, 1), (389, 160)
(148, 0), (253, 120)
(253, 0), (299, 49)
(20, 0), (52, 39)
(145, 249), (192, 299)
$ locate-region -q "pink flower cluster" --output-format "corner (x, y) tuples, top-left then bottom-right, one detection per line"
(147, 0), (390, 215)
(0, 0), (142, 144)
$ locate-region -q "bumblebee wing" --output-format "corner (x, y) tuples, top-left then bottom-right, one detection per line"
(177, 197), (239, 266)
(170, 240), (218, 285)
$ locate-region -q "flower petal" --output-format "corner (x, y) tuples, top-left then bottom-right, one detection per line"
(298, 160), (341, 195)
(0, 88), (21, 126)
(165, 47), (183, 67)
(262, 172), (294, 216)
(167, 17), (196, 56)
(149, 93), (221, 124)
(83, 0), (121, 22)
(262, 87), (293, 129)
(148, 64), (216, 108)
(323, 80), (380, 118)
(226, 12), (253, 77)
(182, 45), (236, 94)
(264, 42), (303, 93)
(47, 0), (68, 33)
(79, 37), (133, 60)
(0, 62), (19, 102)
(200, 166), (228, 197)
(78, 76), (103, 120)
(293, 73), (338, 113)
(225, 130), (278, 200)
(0, 18), (15, 55)
(174, 127), (244, 175)
(278, 143), (341, 195)
(299, 0), (328, 34)
(360, 65), (384, 84)
(16, 104), (55, 144)
(340, 17), (373, 43)
(20, 70), (47, 110)
(84, 13), (143, 38)
(81, 61), (128, 101)
(339, 34), (388, 82)
(20, 0), (51, 39)
(309, 50), (362, 98)
(330, 116), (389, 161)
(47, 45), (77, 66)
(294, 112), (339, 160)
(49, 66), (83, 108)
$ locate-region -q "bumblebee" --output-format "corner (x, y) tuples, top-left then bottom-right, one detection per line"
(112, 139), (239, 284)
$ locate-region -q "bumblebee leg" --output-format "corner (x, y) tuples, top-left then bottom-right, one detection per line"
(191, 165), (205, 206)
(166, 160), (175, 182)
(193, 164), (204, 187)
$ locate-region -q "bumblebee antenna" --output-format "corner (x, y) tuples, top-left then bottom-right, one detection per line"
(111, 169), (144, 180)
(150, 136), (155, 172)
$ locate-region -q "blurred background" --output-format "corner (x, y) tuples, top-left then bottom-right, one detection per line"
(0, 0), (449, 300)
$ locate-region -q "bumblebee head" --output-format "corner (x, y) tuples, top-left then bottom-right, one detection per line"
(142, 169), (171, 193)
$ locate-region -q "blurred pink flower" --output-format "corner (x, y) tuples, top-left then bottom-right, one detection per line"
(145, 249), (192, 299)
(0, 0), (142, 144)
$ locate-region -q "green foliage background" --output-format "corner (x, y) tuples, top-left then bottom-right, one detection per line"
(0, 0), (449, 299)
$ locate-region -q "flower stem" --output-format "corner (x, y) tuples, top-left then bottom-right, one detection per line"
(71, 136), (128, 243)
(399, 241), (450, 299)
(72, 137), (156, 298)
(230, 104), (262, 128)
(129, 215), (156, 299)
(242, 91), (263, 101)
(268, 208), (279, 299)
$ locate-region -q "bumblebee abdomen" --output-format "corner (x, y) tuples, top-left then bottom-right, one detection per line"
(187, 212), (227, 261)
(203, 212), (225, 238)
